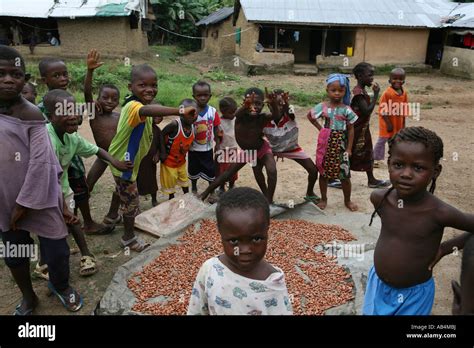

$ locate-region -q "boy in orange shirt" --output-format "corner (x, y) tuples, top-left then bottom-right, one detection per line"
(160, 99), (198, 200)
(373, 68), (408, 165)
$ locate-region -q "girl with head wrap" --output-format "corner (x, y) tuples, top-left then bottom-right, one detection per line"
(306, 73), (359, 211)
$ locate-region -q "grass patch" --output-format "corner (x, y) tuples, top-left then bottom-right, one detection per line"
(204, 68), (241, 82)
(290, 90), (326, 107)
(375, 65), (396, 75)
(421, 102), (433, 110)
(149, 45), (187, 62)
(24, 45), (321, 110)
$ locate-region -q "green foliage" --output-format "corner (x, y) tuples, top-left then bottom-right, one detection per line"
(204, 68), (241, 82)
(421, 102), (433, 110)
(375, 65), (396, 76)
(290, 90), (327, 107)
(150, 0), (235, 49)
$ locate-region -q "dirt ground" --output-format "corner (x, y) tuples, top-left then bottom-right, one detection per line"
(1, 67), (472, 315)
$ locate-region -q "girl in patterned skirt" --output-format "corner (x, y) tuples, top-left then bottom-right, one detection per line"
(307, 74), (359, 211)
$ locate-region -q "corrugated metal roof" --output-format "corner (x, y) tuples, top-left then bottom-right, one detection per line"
(0, 0), (146, 18)
(50, 0), (142, 18)
(197, 7), (234, 26)
(444, 3), (474, 28)
(239, 0), (459, 28)
(0, 0), (54, 18)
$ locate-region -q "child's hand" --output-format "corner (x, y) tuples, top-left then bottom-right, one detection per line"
(87, 49), (103, 70)
(181, 106), (196, 118)
(279, 92), (291, 112)
(112, 159), (134, 172)
(10, 203), (27, 230)
(345, 150), (352, 159)
(95, 101), (103, 116)
(264, 87), (277, 105)
(152, 153), (160, 164)
(372, 82), (380, 95)
(264, 87), (280, 115)
(63, 209), (80, 225)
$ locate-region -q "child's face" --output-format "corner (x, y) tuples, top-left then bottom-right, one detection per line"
(326, 81), (346, 103)
(220, 106), (237, 120)
(389, 73), (405, 90)
(98, 87), (119, 113)
(250, 95), (264, 115)
(219, 208), (269, 273)
(358, 67), (375, 87)
(193, 85), (212, 108)
(42, 61), (69, 90)
(0, 59), (25, 101)
(21, 84), (37, 104)
(50, 96), (80, 134)
(129, 71), (158, 105)
(388, 141), (441, 199)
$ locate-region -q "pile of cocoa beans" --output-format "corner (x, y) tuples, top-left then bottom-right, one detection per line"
(128, 219), (355, 315)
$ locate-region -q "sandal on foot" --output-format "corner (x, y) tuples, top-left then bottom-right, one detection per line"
(47, 282), (83, 312)
(328, 180), (342, 189)
(14, 304), (34, 316)
(79, 255), (98, 277)
(83, 224), (115, 236)
(368, 180), (391, 188)
(121, 236), (150, 252)
(32, 263), (49, 281)
(13, 298), (38, 315)
(102, 215), (122, 225)
(304, 195), (321, 204)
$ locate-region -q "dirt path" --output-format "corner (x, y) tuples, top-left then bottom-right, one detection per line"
(1, 68), (472, 315)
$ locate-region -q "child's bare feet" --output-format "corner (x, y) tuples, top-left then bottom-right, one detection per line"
(317, 200), (327, 210)
(345, 201), (358, 211)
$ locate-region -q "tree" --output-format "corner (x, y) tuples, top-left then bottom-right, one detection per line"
(150, 0), (235, 47)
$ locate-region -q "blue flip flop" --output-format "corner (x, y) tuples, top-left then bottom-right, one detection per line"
(328, 180), (342, 189)
(47, 282), (83, 312)
(13, 303), (34, 316)
(304, 195), (321, 204)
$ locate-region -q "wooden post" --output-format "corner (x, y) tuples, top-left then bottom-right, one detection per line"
(321, 28), (327, 57)
(275, 25), (278, 53)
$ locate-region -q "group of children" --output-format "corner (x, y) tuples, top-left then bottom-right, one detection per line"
(1, 43), (473, 316)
